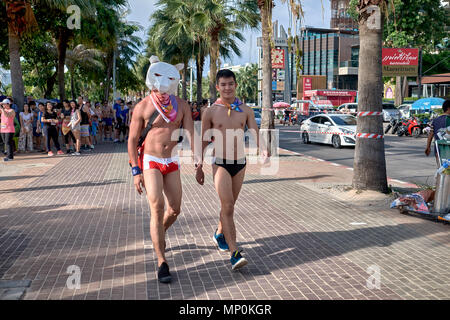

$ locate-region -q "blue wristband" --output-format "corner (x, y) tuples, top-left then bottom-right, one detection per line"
(132, 166), (141, 176)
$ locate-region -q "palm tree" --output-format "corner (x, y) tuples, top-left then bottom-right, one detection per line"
(352, 0), (388, 193)
(4, 0), (95, 107)
(149, 0), (208, 104)
(147, 8), (193, 100)
(257, 0), (275, 156)
(236, 64), (258, 103)
(257, 0), (304, 154)
(198, 0), (259, 102)
(65, 44), (104, 99)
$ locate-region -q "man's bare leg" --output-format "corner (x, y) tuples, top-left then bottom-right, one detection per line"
(213, 165), (246, 254)
(143, 169), (166, 267)
(163, 169), (182, 231)
(216, 167), (245, 236)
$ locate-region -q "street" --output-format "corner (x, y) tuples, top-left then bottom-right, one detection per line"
(278, 124), (437, 187)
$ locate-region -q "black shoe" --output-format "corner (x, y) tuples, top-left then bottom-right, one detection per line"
(158, 262), (172, 283)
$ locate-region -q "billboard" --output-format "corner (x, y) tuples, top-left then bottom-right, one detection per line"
(272, 81), (284, 91)
(382, 48), (419, 77)
(271, 48), (285, 69)
(303, 77), (312, 93)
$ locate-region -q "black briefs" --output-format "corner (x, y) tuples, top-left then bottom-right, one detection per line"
(214, 158), (246, 177)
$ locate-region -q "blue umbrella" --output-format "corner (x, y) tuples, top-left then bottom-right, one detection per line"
(411, 98), (445, 110)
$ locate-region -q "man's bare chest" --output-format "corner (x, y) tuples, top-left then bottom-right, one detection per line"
(211, 107), (247, 130)
(143, 106), (183, 129)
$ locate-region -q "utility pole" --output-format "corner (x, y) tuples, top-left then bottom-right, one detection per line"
(418, 49), (422, 99)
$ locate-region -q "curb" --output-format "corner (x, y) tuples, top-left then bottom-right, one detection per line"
(278, 147), (420, 189)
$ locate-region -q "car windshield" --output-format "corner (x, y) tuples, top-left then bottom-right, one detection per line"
(330, 116), (357, 125)
(383, 104), (396, 110)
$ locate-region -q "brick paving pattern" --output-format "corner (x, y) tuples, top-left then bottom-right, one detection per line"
(0, 143), (449, 300)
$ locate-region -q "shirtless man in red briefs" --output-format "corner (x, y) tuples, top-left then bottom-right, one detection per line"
(128, 56), (196, 283)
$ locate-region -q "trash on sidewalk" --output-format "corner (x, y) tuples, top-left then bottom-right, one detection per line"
(390, 193), (430, 214)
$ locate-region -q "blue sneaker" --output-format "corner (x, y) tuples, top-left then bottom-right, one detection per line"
(230, 250), (248, 270)
(213, 229), (229, 252)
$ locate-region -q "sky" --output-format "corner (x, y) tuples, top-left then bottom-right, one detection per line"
(125, 0), (331, 71)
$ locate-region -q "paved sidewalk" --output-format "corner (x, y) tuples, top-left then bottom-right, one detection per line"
(0, 143), (449, 300)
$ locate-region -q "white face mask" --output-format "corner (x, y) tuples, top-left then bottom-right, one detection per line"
(145, 56), (184, 95)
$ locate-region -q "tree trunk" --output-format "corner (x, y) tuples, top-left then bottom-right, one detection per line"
(56, 28), (70, 101)
(8, 30), (24, 110)
(209, 32), (219, 102)
(104, 52), (114, 102)
(402, 76), (408, 101)
(352, 2), (388, 193)
(70, 71), (76, 100)
(44, 71), (57, 98)
(394, 76), (408, 106)
(259, 1), (275, 155)
(182, 59), (188, 100)
(196, 54), (204, 105)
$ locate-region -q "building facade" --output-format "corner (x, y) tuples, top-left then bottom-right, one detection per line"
(257, 25), (359, 105)
(330, 0), (358, 30)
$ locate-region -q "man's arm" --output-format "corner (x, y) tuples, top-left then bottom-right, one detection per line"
(425, 129), (434, 156)
(244, 106), (259, 150)
(7, 110), (16, 119)
(199, 107), (213, 165)
(128, 101), (146, 194)
(127, 103), (145, 168)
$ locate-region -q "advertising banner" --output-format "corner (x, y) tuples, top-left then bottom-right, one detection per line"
(303, 77), (312, 93)
(271, 48), (285, 69)
(382, 48), (419, 76)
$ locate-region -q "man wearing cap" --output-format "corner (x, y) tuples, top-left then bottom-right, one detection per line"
(0, 99), (16, 161)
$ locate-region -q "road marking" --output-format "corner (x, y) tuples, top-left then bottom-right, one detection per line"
(350, 222), (367, 226)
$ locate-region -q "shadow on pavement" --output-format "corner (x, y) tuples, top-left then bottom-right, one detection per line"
(0, 179), (124, 194)
(243, 175), (331, 184)
(64, 221), (447, 300)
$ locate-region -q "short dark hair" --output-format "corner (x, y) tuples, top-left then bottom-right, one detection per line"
(443, 100), (450, 112)
(216, 69), (236, 84)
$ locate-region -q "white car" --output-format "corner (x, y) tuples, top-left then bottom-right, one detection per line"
(300, 114), (357, 148)
(397, 103), (413, 118)
(337, 103), (358, 114)
(382, 103), (401, 122)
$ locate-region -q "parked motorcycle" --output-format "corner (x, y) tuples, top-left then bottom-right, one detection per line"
(385, 118), (399, 134)
(397, 117), (421, 137)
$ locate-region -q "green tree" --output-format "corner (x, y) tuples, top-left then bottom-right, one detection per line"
(149, 0), (209, 104)
(65, 44), (104, 99)
(198, 0), (259, 102)
(349, 0), (449, 104)
(235, 64), (258, 103)
(3, 0), (96, 107)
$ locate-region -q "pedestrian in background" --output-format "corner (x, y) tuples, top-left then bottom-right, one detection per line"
(42, 102), (64, 156)
(425, 99), (450, 165)
(18, 103), (34, 152)
(0, 99), (16, 161)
